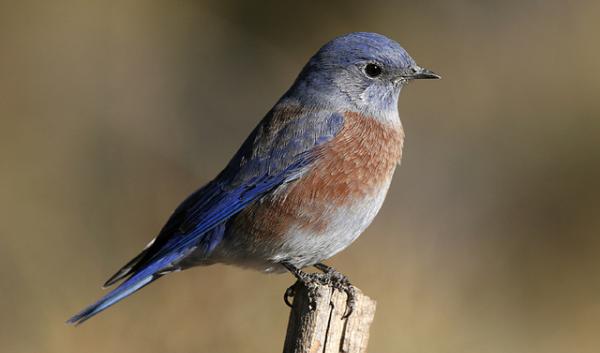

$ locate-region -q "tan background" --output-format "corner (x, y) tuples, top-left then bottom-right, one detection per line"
(1, 1), (599, 352)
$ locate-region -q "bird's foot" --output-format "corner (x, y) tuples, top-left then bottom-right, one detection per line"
(283, 280), (301, 308)
(282, 262), (356, 318)
(314, 263), (356, 318)
(282, 266), (324, 311)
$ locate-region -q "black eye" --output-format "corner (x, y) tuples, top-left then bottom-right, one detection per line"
(364, 63), (382, 78)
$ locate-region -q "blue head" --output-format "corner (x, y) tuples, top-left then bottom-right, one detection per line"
(285, 32), (439, 118)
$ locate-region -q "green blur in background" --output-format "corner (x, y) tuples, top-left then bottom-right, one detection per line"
(1, 1), (599, 352)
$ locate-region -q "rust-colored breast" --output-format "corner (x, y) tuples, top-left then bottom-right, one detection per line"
(294, 111), (404, 203)
(233, 111), (404, 241)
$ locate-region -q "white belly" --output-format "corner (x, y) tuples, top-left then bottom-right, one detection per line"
(267, 176), (394, 269)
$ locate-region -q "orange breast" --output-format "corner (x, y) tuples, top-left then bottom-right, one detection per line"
(233, 112), (404, 241)
(293, 111), (404, 203)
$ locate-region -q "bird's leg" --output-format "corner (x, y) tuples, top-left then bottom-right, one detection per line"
(314, 262), (357, 318)
(281, 262), (323, 310)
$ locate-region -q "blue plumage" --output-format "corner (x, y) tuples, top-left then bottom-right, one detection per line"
(67, 110), (345, 324)
(68, 32), (438, 325)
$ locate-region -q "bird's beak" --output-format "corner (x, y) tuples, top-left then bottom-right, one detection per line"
(404, 66), (441, 80)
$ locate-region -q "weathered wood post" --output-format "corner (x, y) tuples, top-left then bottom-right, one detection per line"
(282, 283), (376, 353)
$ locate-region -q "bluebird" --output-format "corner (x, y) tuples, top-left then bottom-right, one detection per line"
(68, 32), (439, 325)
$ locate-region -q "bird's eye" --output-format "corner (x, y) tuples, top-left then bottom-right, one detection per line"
(364, 63), (383, 78)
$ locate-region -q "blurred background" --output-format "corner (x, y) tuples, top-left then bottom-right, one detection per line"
(1, 1), (599, 352)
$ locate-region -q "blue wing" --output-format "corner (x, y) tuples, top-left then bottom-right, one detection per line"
(67, 105), (344, 324)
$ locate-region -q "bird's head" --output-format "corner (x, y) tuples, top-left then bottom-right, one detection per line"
(287, 32), (440, 118)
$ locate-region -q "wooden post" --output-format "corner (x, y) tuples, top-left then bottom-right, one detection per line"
(283, 283), (376, 353)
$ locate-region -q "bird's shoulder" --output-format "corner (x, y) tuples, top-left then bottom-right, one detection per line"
(220, 101), (345, 186)
(153, 102), (346, 239)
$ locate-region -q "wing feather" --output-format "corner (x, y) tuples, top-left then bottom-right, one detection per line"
(105, 105), (344, 286)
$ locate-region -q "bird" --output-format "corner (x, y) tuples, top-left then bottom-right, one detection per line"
(67, 32), (439, 325)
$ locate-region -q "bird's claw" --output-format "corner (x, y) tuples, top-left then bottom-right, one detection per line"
(283, 276), (320, 310)
(315, 263), (356, 318)
(282, 262), (357, 318)
(284, 281), (297, 308)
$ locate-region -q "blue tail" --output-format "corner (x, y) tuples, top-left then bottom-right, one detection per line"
(67, 250), (188, 325)
(67, 273), (157, 325)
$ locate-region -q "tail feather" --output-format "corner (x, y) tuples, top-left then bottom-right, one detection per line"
(103, 236), (160, 288)
(68, 228), (205, 325)
(67, 274), (158, 325)
(68, 247), (192, 325)
(102, 249), (149, 288)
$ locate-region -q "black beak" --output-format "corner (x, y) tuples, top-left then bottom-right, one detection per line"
(405, 66), (441, 80)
